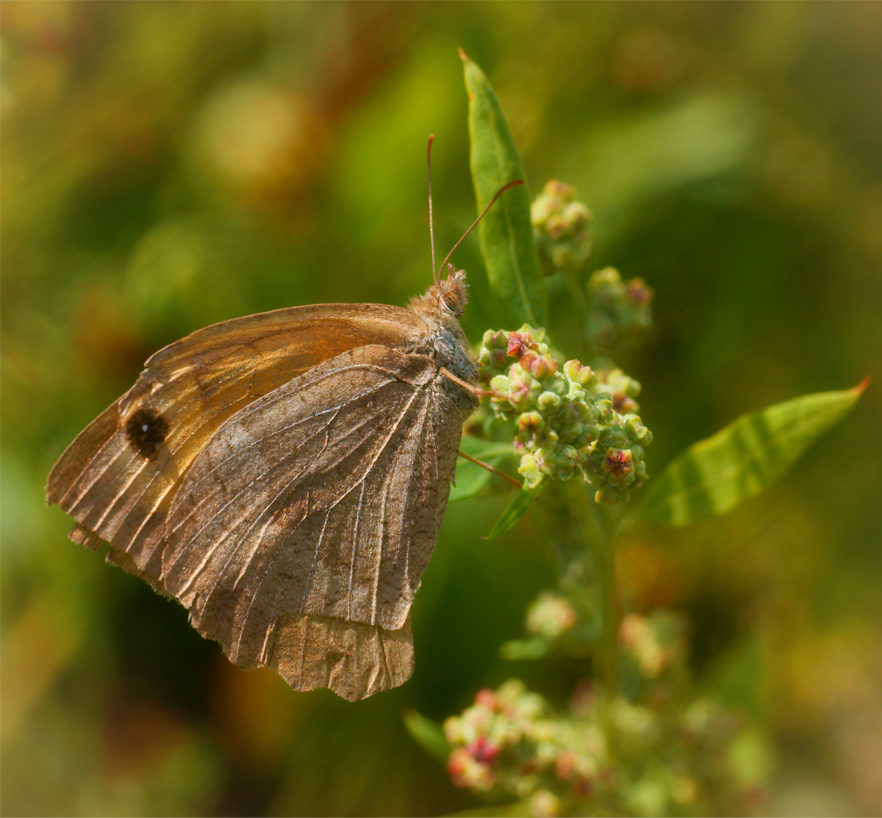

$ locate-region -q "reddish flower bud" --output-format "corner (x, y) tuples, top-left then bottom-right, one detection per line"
(603, 448), (634, 480)
(507, 332), (534, 359)
(475, 688), (499, 711)
(468, 735), (500, 766)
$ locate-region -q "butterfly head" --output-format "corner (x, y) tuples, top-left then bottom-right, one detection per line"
(437, 264), (469, 317)
(410, 264), (468, 323)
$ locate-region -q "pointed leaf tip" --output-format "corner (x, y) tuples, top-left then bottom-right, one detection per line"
(483, 485), (540, 539)
(462, 55), (547, 327)
(403, 709), (451, 765)
(635, 384), (867, 525)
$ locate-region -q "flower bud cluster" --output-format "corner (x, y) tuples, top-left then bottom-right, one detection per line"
(443, 616), (767, 815)
(531, 180), (594, 277)
(477, 326), (652, 503)
(590, 367), (643, 415)
(444, 680), (605, 813)
(586, 267), (654, 350)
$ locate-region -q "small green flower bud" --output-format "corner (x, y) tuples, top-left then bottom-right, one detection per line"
(600, 428), (630, 450)
(595, 397), (615, 424)
(626, 416), (653, 445)
(556, 444), (582, 478)
(515, 324), (546, 344)
(518, 411), (545, 434)
(518, 453), (544, 489)
(537, 391), (562, 413)
(595, 485), (631, 504)
(490, 374), (512, 394)
(558, 423), (584, 448)
(483, 328), (509, 350)
(581, 423), (600, 444)
(544, 374), (568, 399)
(563, 359), (596, 388)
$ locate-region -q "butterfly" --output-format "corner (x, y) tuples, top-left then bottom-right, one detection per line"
(46, 142), (520, 701)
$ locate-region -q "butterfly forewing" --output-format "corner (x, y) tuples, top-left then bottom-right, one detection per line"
(45, 303), (426, 566)
(143, 302), (427, 370)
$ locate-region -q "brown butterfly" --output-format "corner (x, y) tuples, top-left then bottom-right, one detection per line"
(47, 142), (520, 701)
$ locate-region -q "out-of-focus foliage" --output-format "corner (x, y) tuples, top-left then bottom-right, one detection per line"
(2, 3), (881, 816)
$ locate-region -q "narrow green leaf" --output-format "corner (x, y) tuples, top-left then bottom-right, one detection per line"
(499, 636), (550, 661)
(459, 437), (516, 460)
(484, 485), (541, 539)
(635, 379), (869, 525)
(450, 462), (492, 503)
(451, 437), (515, 502)
(403, 709), (450, 765)
(461, 49), (547, 328)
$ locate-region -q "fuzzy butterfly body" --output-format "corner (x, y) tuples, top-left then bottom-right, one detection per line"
(47, 268), (478, 701)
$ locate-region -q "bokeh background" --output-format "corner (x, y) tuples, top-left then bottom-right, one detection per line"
(3, 3), (882, 815)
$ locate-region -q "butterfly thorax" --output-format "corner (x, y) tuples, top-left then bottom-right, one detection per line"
(407, 268), (479, 416)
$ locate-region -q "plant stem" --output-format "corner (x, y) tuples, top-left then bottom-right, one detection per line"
(590, 499), (620, 734)
(565, 272), (592, 361)
(545, 482), (621, 732)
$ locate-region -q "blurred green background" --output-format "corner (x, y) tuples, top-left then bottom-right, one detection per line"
(2, 2), (881, 815)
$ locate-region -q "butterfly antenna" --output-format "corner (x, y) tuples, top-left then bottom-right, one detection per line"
(427, 135), (439, 286)
(436, 179), (524, 278)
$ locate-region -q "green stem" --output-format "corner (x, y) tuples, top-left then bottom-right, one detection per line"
(544, 483), (621, 731)
(564, 272), (592, 360)
(590, 500), (619, 735)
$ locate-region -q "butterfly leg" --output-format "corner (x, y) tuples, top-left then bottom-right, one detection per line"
(439, 366), (521, 487)
(438, 366), (500, 400)
(457, 449), (521, 488)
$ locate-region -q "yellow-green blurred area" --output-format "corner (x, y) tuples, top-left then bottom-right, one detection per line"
(2, 2), (881, 815)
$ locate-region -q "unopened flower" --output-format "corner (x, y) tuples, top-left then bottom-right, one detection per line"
(532, 180), (594, 278)
(477, 326), (652, 503)
(585, 267), (654, 350)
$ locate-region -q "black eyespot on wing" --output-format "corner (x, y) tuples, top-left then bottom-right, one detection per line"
(125, 408), (170, 460)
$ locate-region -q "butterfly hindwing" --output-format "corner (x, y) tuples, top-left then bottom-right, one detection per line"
(267, 612), (415, 701)
(159, 345), (463, 695)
